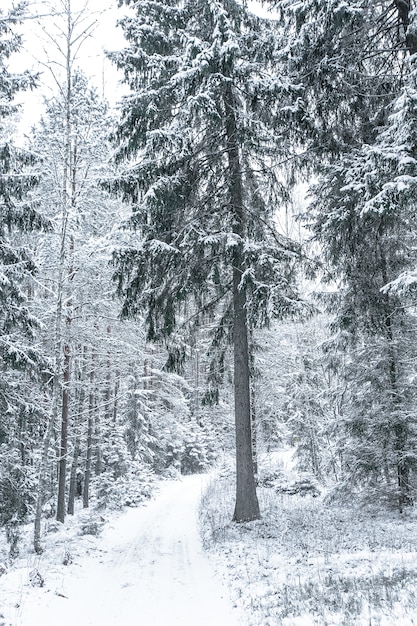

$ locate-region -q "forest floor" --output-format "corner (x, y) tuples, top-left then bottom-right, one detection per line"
(0, 475), (242, 626)
(2, 454), (417, 625)
(200, 450), (417, 625)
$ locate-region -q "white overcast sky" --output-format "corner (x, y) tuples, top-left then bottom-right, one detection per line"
(4, 0), (129, 138)
(3, 0), (275, 138)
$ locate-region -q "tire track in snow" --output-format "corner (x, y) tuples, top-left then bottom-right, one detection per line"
(17, 474), (242, 626)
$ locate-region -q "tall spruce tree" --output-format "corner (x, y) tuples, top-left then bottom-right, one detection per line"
(0, 2), (43, 367)
(110, 0), (300, 522)
(0, 3), (49, 533)
(309, 144), (417, 507)
(270, 0), (417, 507)
(269, 0), (412, 155)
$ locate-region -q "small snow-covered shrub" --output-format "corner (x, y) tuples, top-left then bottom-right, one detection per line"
(0, 447), (35, 527)
(275, 477), (321, 497)
(152, 423), (219, 476)
(62, 549), (72, 565)
(45, 520), (61, 534)
(161, 465), (181, 480)
(257, 468), (285, 488)
(29, 568), (44, 587)
(95, 463), (154, 510)
(181, 429), (208, 475)
(80, 520), (103, 537)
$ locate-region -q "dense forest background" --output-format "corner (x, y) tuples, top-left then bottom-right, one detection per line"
(1, 0), (417, 553)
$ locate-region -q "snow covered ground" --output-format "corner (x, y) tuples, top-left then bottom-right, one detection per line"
(3, 455), (417, 626)
(0, 475), (242, 626)
(200, 452), (417, 625)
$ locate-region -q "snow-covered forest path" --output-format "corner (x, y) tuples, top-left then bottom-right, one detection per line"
(15, 475), (241, 626)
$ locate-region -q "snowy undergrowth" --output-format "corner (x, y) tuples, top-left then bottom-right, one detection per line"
(0, 469), (158, 626)
(200, 454), (417, 625)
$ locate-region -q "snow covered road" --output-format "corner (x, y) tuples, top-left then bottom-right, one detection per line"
(11, 475), (242, 626)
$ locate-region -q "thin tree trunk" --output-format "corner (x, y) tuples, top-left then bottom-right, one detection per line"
(68, 351), (86, 515)
(224, 79), (260, 523)
(55, 6), (73, 523)
(56, 345), (70, 522)
(93, 324), (102, 475)
(67, 434), (80, 515)
(94, 411), (102, 476)
(104, 325), (113, 422)
(33, 413), (54, 554)
(83, 350), (95, 508)
(113, 370), (120, 425)
(83, 402), (94, 509)
(56, 228), (75, 523)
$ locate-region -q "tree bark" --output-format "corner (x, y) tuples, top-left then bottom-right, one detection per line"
(67, 435), (80, 515)
(224, 79), (260, 523)
(56, 344), (70, 522)
(68, 352), (86, 515)
(113, 370), (120, 425)
(104, 325), (113, 422)
(379, 241), (411, 511)
(249, 326), (258, 478)
(83, 349), (95, 508)
(33, 413), (54, 554)
(55, 7), (73, 523)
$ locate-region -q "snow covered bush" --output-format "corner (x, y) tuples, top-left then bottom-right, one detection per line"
(0, 447), (36, 528)
(180, 425), (217, 475)
(95, 463), (154, 510)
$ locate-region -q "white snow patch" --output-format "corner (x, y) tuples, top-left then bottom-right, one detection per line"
(200, 451), (417, 625)
(0, 475), (242, 626)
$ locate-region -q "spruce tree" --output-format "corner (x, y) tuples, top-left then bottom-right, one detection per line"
(0, 3), (49, 533)
(110, 0), (300, 522)
(269, 0), (412, 155)
(271, 0), (417, 507)
(0, 2), (44, 365)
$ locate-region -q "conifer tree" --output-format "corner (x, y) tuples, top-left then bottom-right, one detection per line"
(269, 0), (412, 156)
(111, 0), (300, 521)
(0, 2), (49, 533)
(0, 2), (44, 366)
(271, 0), (417, 507)
(320, 32), (417, 507)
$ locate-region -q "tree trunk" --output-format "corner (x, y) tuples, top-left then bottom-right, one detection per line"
(67, 437), (80, 515)
(55, 9), (73, 523)
(104, 325), (113, 422)
(56, 230), (75, 522)
(56, 345), (70, 522)
(33, 413), (54, 554)
(113, 370), (120, 425)
(68, 357), (86, 515)
(249, 326), (258, 478)
(94, 411), (102, 476)
(224, 79), (260, 523)
(83, 350), (95, 508)
(380, 243), (412, 511)
(232, 259), (260, 522)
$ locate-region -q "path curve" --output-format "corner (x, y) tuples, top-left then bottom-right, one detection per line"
(17, 475), (241, 626)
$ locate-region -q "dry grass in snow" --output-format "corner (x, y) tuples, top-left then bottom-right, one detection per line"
(200, 454), (417, 625)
